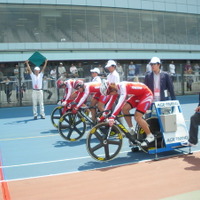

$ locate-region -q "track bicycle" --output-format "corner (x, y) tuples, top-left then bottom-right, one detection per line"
(51, 101), (89, 129)
(58, 106), (109, 142)
(86, 113), (164, 161)
(51, 105), (68, 128)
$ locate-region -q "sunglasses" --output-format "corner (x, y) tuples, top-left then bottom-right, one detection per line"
(150, 63), (159, 66)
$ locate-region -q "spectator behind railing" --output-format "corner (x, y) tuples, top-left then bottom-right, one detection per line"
(1, 76), (13, 103)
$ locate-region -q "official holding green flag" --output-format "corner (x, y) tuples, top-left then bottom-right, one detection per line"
(25, 52), (48, 119)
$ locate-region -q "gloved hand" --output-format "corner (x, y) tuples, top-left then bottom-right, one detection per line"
(57, 100), (62, 105)
(108, 117), (115, 126)
(66, 103), (72, 110)
(62, 101), (67, 106)
(72, 106), (78, 114)
(98, 116), (106, 122)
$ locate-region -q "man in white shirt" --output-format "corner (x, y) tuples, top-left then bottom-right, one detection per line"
(70, 64), (78, 78)
(58, 62), (66, 77)
(90, 68), (101, 83)
(169, 61), (176, 75)
(98, 60), (120, 111)
(25, 59), (48, 119)
(50, 67), (56, 79)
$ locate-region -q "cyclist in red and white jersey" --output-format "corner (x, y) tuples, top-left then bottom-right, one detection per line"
(71, 81), (102, 123)
(56, 79), (78, 106)
(100, 81), (154, 147)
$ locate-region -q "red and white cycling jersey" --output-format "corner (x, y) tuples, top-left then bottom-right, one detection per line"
(75, 82), (101, 108)
(106, 81), (153, 117)
(63, 79), (75, 101)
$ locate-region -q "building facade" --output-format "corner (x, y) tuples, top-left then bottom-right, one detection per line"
(0, 0), (200, 106)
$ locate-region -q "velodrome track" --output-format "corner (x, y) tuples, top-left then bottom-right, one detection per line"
(0, 95), (200, 199)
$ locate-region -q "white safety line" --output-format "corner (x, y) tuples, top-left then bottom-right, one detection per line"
(1, 149), (199, 183)
(0, 134), (59, 141)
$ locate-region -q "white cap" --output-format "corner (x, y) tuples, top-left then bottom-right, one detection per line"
(34, 66), (40, 71)
(105, 60), (117, 68)
(90, 68), (100, 74)
(149, 57), (161, 64)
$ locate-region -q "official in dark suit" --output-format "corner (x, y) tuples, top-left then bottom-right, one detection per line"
(144, 57), (176, 101)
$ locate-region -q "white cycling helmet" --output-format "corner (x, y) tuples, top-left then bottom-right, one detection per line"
(100, 79), (109, 96)
(73, 79), (84, 90)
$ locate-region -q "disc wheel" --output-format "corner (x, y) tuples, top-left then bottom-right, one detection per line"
(51, 106), (64, 128)
(137, 117), (162, 141)
(86, 122), (123, 161)
(136, 117), (163, 151)
(58, 112), (86, 141)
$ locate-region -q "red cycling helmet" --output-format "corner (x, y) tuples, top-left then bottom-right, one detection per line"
(56, 79), (65, 88)
(73, 79), (84, 90)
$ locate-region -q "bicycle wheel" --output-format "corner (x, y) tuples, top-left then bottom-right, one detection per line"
(51, 106), (64, 128)
(86, 122), (123, 161)
(58, 111), (86, 141)
(137, 117), (163, 147)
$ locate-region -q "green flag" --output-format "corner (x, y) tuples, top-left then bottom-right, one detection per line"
(28, 51), (46, 66)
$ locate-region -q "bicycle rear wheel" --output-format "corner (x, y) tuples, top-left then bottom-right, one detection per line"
(51, 106), (64, 128)
(86, 122), (123, 161)
(58, 112), (86, 141)
(137, 117), (163, 148)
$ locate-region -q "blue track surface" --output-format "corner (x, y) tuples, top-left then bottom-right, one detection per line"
(0, 95), (199, 181)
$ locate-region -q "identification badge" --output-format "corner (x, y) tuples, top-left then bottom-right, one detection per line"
(154, 88), (160, 97)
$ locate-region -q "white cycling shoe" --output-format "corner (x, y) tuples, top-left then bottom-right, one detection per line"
(141, 134), (155, 147)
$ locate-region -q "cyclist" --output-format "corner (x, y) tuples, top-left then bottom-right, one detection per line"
(97, 60), (120, 112)
(56, 79), (78, 106)
(70, 80), (102, 123)
(100, 81), (154, 147)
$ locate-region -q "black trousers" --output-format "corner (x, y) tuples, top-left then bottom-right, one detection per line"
(188, 112), (200, 145)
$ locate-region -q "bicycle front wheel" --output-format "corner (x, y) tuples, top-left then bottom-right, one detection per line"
(86, 122), (123, 161)
(51, 106), (64, 128)
(58, 112), (86, 141)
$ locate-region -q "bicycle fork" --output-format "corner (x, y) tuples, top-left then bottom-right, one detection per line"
(106, 126), (112, 139)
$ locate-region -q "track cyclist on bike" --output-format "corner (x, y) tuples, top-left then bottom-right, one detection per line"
(56, 79), (78, 106)
(70, 80), (103, 123)
(100, 81), (154, 147)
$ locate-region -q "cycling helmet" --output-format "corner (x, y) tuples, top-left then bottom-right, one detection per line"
(56, 79), (65, 88)
(100, 79), (109, 96)
(73, 79), (84, 90)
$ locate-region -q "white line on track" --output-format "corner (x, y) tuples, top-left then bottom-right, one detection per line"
(0, 134), (59, 141)
(1, 149), (199, 183)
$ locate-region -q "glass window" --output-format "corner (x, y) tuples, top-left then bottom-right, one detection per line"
(197, 15), (200, 44)
(114, 9), (129, 43)
(86, 8), (101, 42)
(164, 13), (177, 44)
(152, 12), (165, 44)
(128, 10), (142, 43)
(100, 8), (116, 43)
(56, 6), (72, 42)
(186, 15), (198, 45)
(71, 8), (87, 42)
(175, 14), (187, 44)
(140, 11), (153, 43)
